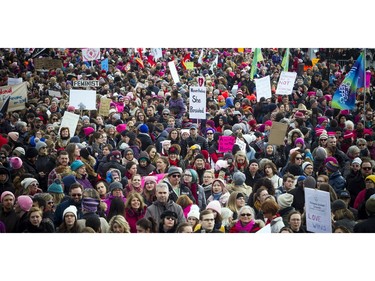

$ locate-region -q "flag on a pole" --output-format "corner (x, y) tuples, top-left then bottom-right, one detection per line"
(148, 55), (156, 67)
(181, 52), (191, 70)
(250, 48), (264, 80)
(210, 54), (218, 72)
(135, 57), (144, 69)
(332, 52), (365, 110)
(198, 49), (204, 64)
(281, 48), (290, 72)
(101, 58), (109, 72)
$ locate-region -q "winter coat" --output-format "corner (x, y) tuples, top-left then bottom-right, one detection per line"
(168, 97), (186, 119)
(353, 215), (375, 233)
(144, 200), (186, 226)
(125, 207), (147, 233)
(328, 171), (346, 194)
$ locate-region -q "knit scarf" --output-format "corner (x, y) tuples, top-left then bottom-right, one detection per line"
(234, 220), (255, 233)
(212, 192), (222, 201)
(169, 159), (179, 167)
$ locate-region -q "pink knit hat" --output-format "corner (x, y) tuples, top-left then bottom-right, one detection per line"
(9, 157), (23, 170)
(17, 195), (33, 212)
(206, 200), (222, 215)
(1, 191), (15, 203)
(83, 127), (95, 136)
(8, 132), (19, 142)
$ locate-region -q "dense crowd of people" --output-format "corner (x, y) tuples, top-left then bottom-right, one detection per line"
(1, 47), (375, 233)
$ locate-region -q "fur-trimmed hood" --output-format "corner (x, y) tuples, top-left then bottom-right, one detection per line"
(287, 128), (303, 145)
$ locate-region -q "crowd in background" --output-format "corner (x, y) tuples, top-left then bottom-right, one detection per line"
(1, 47), (375, 233)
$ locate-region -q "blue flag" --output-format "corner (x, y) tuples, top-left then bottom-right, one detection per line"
(332, 52), (365, 110)
(101, 58), (109, 72)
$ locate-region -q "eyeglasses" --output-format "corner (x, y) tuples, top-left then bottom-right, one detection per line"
(295, 157), (303, 160)
(0, 156), (6, 159)
(165, 216), (175, 221)
(320, 139), (327, 141)
(207, 132), (213, 135)
(362, 167), (372, 171)
(71, 193), (82, 197)
(30, 183), (39, 186)
(171, 174), (181, 178)
(240, 213), (252, 217)
(358, 144), (366, 147)
(47, 201), (54, 205)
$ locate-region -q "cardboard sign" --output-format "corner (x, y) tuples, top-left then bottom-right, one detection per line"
(151, 48), (163, 60)
(72, 80), (100, 87)
(218, 136), (236, 153)
(0, 82), (28, 111)
(275, 71), (297, 95)
(34, 58), (62, 69)
(268, 122), (288, 146)
(69, 90), (97, 110)
(98, 97), (111, 117)
(189, 86), (206, 119)
(305, 188), (332, 233)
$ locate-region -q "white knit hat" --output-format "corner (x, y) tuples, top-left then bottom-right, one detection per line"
(63, 205), (78, 219)
(277, 193), (294, 209)
(21, 178), (38, 189)
(187, 205), (200, 220)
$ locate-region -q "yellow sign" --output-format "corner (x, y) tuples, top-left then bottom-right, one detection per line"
(185, 62), (194, 70)
(99, 98), (111, 117)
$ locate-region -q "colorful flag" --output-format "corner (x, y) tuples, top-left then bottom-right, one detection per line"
(281, 48), (290, 72)
(148, 55), (156, 67)
(332, 52), (365, 110)
(135, 58), (144, 69)
(250, 48), (264, 80)
(101, 58), (108, 72)
(181, 52), (191, 70)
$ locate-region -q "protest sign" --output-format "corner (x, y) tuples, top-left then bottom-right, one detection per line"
(8, 78), (23, 85)
(275, 71), (297, 95)
(218, 136), (236, 153)
(82, 48), (101, 62)
(58, 111), (80, 137)
(0, 82), (27, 111)
(189, 86), (206, 119)
(101, 58), (109, 72)
(255, 75), (271, 101)
(268, 122), (288, 146)
(72, 80), (100, 88)
(99, 97), (111, 117)
(48, 90), (62, 98)
(168, 61), (180, 84)
(34, 58), (62, 69)
(69, 90), (97, 110)
(305, 188), (332, 233)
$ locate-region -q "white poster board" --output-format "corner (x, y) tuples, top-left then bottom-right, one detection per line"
(189, 86), (206, 119)
(231, 85), (238, 96)
(8, 77), (23, 85)
(72, 80), (100, 88)
(255, 75), (271, 102)
(69, 90), (97, 110)
(305, 188), (332, 233)
(48, 90), (62, 98)
(58, 111), (80, 137)
(168, 61), (180, 85)
(82, 48), (101, 62)
(256, 224), (271, 233)
(275, 71), (297, 95)
(151, 48), (163, 60)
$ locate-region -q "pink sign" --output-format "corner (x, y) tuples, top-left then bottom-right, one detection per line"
(218, 136), (236, 153)
(366, 71), (371, 87)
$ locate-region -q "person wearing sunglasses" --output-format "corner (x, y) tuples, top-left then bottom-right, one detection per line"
(161, 166), (193, 203)
(158, 210), (178, 233)
(229, 206), (264, 233)
(21, 178), (42, 197)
